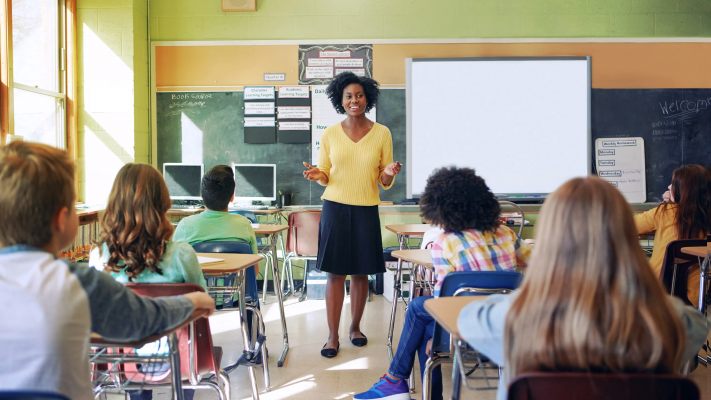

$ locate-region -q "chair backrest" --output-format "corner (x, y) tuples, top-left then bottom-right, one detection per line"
(659, 238), (706, 306)
(191, 241), (258, 303)
(432, 271), (523, 354)
(0, 393), (71, 400)
(229, 210), (257, 223)
(286, 211), (321, 256)
(507, 372), (699, 400)
(122, 283), (219, 383)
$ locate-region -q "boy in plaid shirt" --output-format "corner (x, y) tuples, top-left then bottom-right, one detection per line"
(355, 167), (530, 400)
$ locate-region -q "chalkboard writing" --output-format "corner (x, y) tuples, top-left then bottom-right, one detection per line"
(592, 89), (711, 202)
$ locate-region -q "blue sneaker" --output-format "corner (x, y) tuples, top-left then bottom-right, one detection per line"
(354, 375), (410, 400)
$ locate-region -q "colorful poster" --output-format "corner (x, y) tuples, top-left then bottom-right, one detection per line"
(298, 44), (373, 85)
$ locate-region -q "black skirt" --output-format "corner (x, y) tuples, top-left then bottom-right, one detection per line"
(316, 199), (386, 276)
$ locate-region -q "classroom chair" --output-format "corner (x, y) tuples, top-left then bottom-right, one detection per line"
(499, 201), (525, 237)
(229, 210), (257, 223)
(93, 283), (230, 400)
(0, 393), (70, 400)
(507, 372), (699, 400)
(283, 210), (321, 301)
(659, 239), (706, 306)
(191, 241), (270, 385)
(423, 271), (523, 400)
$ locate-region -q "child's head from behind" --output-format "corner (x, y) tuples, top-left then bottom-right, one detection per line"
(669, 164), (711, 239)
(100, 163), (173, 279)
(0, 142), (76, 252)
(505, 177), (684, 379)
(201, 165), (235, 211)
(420, 166), (500, 233)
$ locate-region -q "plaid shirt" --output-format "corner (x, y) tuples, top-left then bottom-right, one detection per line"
(431, 225), (531, 297)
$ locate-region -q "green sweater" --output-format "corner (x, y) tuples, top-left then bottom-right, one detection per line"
(172, 210), (258, 255)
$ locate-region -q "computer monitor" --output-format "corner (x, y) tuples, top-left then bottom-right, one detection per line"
(232, 164), (276, 203)
(163, 163), (204, 200)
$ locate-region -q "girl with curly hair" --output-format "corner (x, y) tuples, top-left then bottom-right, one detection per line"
(355, 166), (531, 400)
(303, 72), (402, 358)
(89, 164), (206, 399)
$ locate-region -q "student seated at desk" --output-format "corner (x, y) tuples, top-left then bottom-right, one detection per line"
(458, 177), (709, 400)
(0, 142), (215, 400)
(356, 167), (531, 400)
(89, 164), (208, 400)
(634, 164), (711, 307)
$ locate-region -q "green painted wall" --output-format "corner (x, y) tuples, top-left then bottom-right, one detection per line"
(150, 0), (711, 40)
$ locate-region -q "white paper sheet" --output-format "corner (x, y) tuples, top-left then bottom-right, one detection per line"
(595, 138), (646, 203)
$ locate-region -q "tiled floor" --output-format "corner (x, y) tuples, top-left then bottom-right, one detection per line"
(107, 293), (711, 400)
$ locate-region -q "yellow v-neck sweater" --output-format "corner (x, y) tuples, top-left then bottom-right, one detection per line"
(318, 122), (395, 206)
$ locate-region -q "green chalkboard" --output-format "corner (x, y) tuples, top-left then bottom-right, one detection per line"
(156, 90), (408, 205)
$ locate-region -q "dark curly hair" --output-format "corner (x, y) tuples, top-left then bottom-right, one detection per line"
(326, 72), (379, 114)
(420, 167), (501, 233)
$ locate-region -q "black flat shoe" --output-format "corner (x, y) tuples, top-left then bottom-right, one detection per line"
(350, 333), (368, 347)
(321, 342), (340, 358)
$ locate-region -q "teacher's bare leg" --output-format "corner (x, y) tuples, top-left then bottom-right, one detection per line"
(349, 274), (369, 340)
(325, 273), (347, 350)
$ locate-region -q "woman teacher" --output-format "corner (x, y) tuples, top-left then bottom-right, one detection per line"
(303, 72), (401, 358)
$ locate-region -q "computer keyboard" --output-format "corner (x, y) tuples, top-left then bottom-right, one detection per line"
(172, 204), (204, 209)
(230, 205), (269, 210)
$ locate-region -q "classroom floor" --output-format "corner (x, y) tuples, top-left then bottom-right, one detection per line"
(105, 293), (711, 400)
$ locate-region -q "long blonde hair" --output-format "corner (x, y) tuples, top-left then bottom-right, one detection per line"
(505, 177), (685, 380)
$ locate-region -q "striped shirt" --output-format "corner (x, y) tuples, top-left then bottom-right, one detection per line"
(431, 225), (531, 297)
(318, 122), (394, 206)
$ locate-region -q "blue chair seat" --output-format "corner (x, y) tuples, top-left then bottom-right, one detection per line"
(191, 241), (258, 305)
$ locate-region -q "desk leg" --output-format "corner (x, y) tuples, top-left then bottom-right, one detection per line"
(271, 233), (290, 367)
(238, 269), (260, 399)
(168, 332), (185, 400)
(408, 264), (418, 394)
(387, 234), (406, 361)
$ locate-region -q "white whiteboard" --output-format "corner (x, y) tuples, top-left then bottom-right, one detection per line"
(407, 57), (591, 198)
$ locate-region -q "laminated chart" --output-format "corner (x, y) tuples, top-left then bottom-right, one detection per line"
(595, 138), (646, 203)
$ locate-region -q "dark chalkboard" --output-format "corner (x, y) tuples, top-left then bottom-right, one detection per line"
(592, 89), (711, 202)
(156, 89), (408, 205)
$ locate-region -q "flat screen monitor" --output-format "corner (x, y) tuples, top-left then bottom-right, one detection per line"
(233, 164), (277, 202)
(163, 163), (204, 200)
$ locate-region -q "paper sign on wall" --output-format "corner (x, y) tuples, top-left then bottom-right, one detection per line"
(244, 102), (275, 115)
(244, 86), (275, 100)
(244, 117), (275, 127)
(336, 69), (365, 77)
(278, 86), (310, 98)
(278, 106), (311, 119)
(595, 138), (646, 203)
(311, 85), (376, 165)
(279, 122), (310, 130)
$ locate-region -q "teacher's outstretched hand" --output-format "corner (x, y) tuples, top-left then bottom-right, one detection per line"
(381, 161), (402, 187)
(303, 162), (329, 185)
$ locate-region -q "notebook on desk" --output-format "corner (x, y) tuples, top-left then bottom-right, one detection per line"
(197, 256), (225, 266)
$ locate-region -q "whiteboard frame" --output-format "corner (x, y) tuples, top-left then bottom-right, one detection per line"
(405, 56), (592, 199)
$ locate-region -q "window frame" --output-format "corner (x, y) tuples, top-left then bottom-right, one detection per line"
(0, 0), (76, 154)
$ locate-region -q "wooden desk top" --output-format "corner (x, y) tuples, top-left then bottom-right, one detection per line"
(424, 297), (485, 339)
(167, 208), (204, 215)
(391, 249), (433, 268)
(91, 308), (207, 347)
(197, 253), (263, 274)
(76, 206), (105, 217)
(681, 246), (710, 258)
(254, 224), (288, 235)
(386, 224), (433, 236)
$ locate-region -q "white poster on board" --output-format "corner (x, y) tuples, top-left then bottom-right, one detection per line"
(244, 102), (274, 115)
(311, 85), (376, 165)
(595, 138), (646, 203)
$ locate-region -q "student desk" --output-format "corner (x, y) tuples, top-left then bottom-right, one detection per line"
(253, 224), (291, 367)
(681, 245), (711, 314)
(424, 296), (492, 400)
(90, 308), (208, 400)
(198, 253), (266, 395)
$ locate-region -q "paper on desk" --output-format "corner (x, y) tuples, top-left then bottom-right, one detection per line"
(197, 256), (225, 265)
(251, 223), (260, 229)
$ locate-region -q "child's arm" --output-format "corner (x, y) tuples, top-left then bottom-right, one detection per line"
(634, 207), (658, 234)
(456, 292), (516, 366)
(176, 243), (208, 291)
(512, 232), (532, 269)
(69, 264), (211, 342)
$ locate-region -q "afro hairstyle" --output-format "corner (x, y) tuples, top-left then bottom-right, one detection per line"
(420, 166), (501, 233)
(326, 72), (380, 114)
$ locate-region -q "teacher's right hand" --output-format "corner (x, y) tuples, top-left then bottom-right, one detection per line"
(303, 162), (326, 182)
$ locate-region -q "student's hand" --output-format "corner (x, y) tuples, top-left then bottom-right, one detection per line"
(184, 292), (216, 317)
(303, 162), (326, 182)
(426, 338), (433, 357)
(662, 190), (672, 203)
(384, 161), (402, 177)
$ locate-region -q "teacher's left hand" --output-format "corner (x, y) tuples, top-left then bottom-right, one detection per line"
(384, 161), (402, 177)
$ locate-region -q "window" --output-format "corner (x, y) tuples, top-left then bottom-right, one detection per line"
(10, 0), (66, 148)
